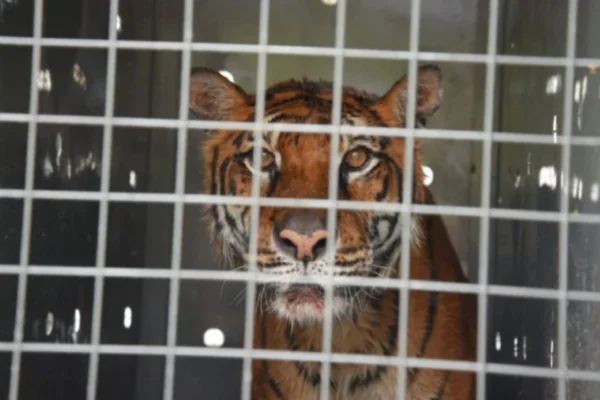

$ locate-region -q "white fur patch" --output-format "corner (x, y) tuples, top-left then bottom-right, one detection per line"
(271, 292), (349, 325)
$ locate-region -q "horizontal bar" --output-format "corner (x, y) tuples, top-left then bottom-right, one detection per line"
(0, 36), (599, 67)
(0, 265), (599, 303)
(1, 113), (600, 147)
(2, 113), (599, 149)
(0, 189), (597, 224)
(0, 342), (597, 382)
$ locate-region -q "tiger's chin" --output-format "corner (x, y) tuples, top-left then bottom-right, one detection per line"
(270, 284), (353, 325)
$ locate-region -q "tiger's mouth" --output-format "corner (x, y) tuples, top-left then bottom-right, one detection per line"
(284, 284), (325, 314)
(269, 282), (360, 324)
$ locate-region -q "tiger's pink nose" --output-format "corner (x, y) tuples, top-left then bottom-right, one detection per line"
(278, 229), (329, 261)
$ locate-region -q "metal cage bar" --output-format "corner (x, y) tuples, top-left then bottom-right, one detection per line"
(239, 0), (271, 398)
(1, 0), (599, 399)
(161, 0), (195, 398)
(476, 0), (499, 398)
(85, 1), (120, 398)
(557, 1), (580, 399)
(8, 0), (44, 398)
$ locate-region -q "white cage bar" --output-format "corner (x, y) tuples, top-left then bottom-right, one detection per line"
(2, 0), (599, 399)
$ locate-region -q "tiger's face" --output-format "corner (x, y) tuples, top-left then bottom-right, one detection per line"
(190, 66), (443, 325)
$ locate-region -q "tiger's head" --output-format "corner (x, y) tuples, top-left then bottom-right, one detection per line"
(191, 65), (442, 325)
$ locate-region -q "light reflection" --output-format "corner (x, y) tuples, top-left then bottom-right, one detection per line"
(55, 133), (63, 168)
(129, 170), (137, 189)
(572, 176), (584, 200)
(116, 14), (122, 33)
(422, 165), (434, 186)
(45, 312), (54, 336)
(545, 74), (561, 95)
(538, 165), (557, 190)
(42, 154), (53, 177)
(552, 114), (558, 143)
(37, 69), (52, 92)
(590, 183), (599, 202)
(513, 336), (519, 359)
(219, 70), (235, 83)
(203, 327), (225, 348)
(522, 336), (528, 360)
(74, 308), (81, 333)
(495, 331), (502, 351)
(574, 80), (581, 103)
(72, 63), (87, 90)
(123, 306), (132, 329)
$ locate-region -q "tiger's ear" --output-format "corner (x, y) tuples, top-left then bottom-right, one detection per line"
(376, 64), (443, 123)
(189, 67), (250, 121)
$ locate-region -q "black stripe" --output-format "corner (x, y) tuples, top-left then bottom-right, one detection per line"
(257, 249), (276, 255)
(208, 147), (224, 239)
(406, 215), (441, 390)
(266, 169), (279, 197)
(378, 136), (391, 149)
(430, 372), (449, 400)
(388, 289), (400, 353)
(210, 147), (219, 195)
(232, 132), (246, 149)
(375, 168), (391, 201)
(261, 315), (285, 399)
(228, 174), (237, 195)
(218, 156), (231, 195)
(373, 236), (401, 267)
(419, 216), (440, 354)
(349, 366), (387, 394)
(258, 260), (288, 269)
(285, 324), (337, 390)
(241, 206), (250, 229)
(376, 153), (403, 202)
(348, 290), (398, 395)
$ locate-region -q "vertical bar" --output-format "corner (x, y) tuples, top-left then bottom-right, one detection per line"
(396, 0), (421, 398)
(319, 0), (348, 399)
(86, 0), (120, 398)
(476, 0), (499, 399)
(162, 0), (195, 398)
(8, 1), (44, 399)
(240, 0), (270, 398)
(557, 1), (579, 399)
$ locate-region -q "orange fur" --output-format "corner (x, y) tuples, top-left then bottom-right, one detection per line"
(191, 65), (477, 399)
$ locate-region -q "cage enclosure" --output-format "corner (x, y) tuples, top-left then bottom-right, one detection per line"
(0, 0), (599, 399)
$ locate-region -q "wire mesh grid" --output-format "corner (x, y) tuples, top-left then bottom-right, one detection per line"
(2, 0), (599, 399)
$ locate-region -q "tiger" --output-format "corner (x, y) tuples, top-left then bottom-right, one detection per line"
(189, 64), (477, 400)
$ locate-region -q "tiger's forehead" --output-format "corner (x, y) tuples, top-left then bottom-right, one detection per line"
(239, 116), (389, 158)
(261, 112), (377, 151)
(233, 81), (392, 154)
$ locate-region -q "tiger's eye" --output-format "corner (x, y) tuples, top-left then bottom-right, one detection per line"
(343, 147), (370, 169)
(261, 149), (276, 169)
